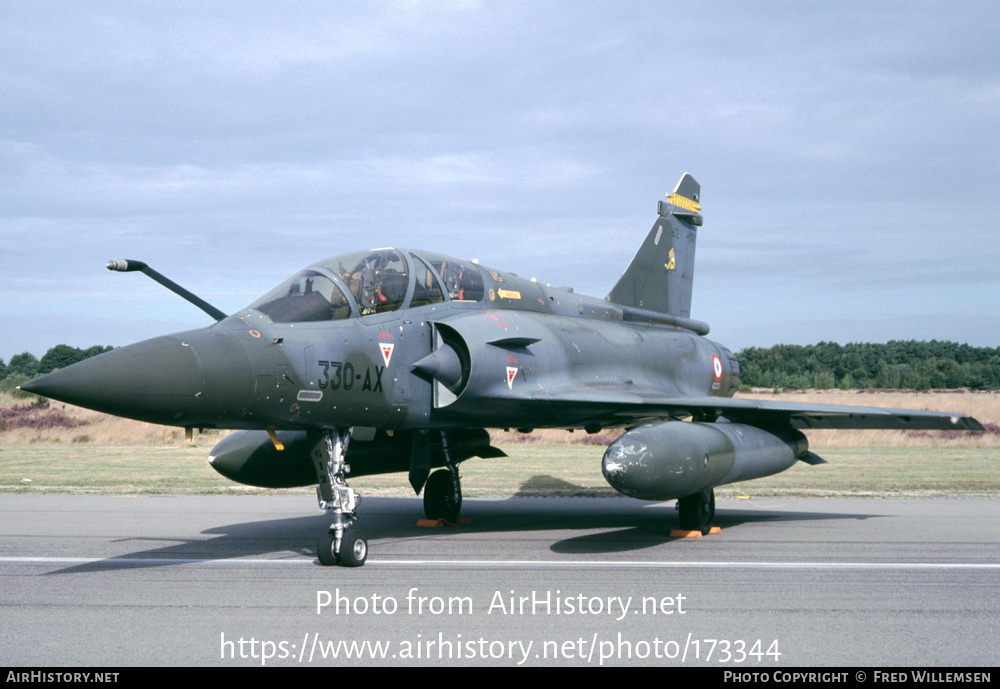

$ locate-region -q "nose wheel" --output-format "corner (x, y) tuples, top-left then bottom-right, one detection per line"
(318, 527), (368, 567)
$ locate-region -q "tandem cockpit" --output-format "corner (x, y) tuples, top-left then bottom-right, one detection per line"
(248, 248), (486, 323)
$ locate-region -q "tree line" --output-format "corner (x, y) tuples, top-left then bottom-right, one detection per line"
(1, 345), (114, 397)
(735, 341), (1000, 391)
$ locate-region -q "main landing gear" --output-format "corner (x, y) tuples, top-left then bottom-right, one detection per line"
(677, 488), (715, 535)
(422, 431), (463, 523)
(313, 428), (368, 567)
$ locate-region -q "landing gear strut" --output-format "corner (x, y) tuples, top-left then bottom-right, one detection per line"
(423, 432), (462, 523)
(313, 428), (367, 567)
(677, 488), (715, 535)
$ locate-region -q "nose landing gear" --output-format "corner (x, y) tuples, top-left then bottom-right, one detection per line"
(313, 428), (368, 567)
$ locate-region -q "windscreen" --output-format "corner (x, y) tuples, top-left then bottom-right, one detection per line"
(249, 270), (352, 322)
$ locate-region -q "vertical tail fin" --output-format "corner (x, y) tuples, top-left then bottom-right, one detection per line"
(607, 173), (702, 318)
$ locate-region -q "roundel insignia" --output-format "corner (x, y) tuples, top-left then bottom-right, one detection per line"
(712, 353), (723, 381)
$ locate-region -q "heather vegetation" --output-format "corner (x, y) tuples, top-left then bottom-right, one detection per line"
(736, 341), (1000, 391)
(0, 399), (89, 433)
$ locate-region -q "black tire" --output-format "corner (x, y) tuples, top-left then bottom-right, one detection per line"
(338, 529), (368, 567)
(424, 469), (462, 522)
(678, 488), (715, 534)
(317, 530), (338, 566)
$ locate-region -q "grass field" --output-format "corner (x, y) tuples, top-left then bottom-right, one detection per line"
(1, 391), (997, 497)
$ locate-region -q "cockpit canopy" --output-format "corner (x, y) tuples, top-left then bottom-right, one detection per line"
(248, 249), (485, 324)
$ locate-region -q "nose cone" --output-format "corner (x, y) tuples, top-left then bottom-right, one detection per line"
(21, 330), (252, 427)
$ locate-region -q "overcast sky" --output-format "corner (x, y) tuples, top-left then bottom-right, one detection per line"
(2, 2), (998, 362)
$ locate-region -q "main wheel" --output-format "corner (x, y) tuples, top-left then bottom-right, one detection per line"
(424, 468), (462, 523)
(317, 530), (338, 566)
(678, 488), (715, 534)
(338, 529), (368, 567)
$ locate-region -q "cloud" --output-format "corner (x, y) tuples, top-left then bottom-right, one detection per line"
(3, 3), (999, 358)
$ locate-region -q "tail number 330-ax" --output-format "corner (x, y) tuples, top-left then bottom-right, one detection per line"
(317, 360), (384, 393)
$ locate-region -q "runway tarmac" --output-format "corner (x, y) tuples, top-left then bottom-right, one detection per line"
(2, 493), (998, 666)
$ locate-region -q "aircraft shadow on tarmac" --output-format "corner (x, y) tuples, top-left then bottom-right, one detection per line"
(46, 481), (877, 574)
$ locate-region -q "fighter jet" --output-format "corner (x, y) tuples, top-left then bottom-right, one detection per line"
(21, 174), (982, 567)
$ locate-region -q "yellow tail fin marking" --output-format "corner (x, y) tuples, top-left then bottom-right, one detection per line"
(667, 193), (701, 213)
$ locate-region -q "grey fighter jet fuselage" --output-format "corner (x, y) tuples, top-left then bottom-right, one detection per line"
(22, 174), (982, 566)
